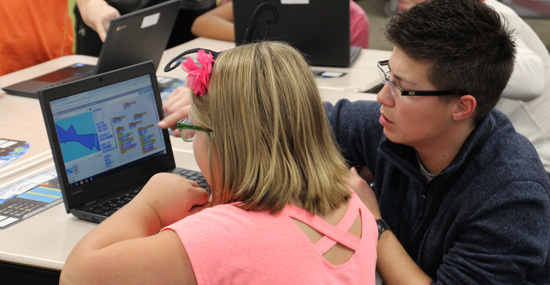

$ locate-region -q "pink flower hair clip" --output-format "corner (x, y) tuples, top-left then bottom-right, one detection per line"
(164, 48), (221, 96)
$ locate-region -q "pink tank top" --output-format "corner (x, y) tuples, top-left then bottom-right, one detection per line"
(164, 192), (378, 284)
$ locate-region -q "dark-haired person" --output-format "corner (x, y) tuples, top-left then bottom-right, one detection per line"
(399, 0), (550, 180)
(327, 0), (550, 283)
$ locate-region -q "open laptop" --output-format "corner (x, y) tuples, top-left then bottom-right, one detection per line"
(38, 61), (208, 223)
(233, 0), (360, 67)
(3, 0), (180, 99)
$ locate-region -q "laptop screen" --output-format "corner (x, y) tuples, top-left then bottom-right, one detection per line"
(49, 74), (168, 189)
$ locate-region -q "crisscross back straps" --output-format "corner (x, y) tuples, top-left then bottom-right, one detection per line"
(286, 196), (362, 254)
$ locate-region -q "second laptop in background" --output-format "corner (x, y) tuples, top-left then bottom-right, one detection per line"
(233, 0), (359, 67)
(2, 0), (180, 98)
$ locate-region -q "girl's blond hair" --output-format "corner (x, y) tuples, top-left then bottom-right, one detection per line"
(192, 41), (350, 215)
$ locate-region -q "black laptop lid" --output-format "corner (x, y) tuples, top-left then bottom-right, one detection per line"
(95, 0), (180, 73)
(233, 0), (350, 67)
(38, 61), (176, 213)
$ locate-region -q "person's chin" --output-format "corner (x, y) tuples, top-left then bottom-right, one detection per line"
(382, 128), (394, 141)
(383, 129), (407, 147)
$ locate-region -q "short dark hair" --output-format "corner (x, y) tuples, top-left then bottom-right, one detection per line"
(385, 0), (515, 121)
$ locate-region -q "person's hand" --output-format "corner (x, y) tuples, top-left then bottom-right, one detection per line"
(158, 87), (192, 136)
(349, 167), (381, 219)
(76, 0), (120, 41)
(134, 173), (210, 227)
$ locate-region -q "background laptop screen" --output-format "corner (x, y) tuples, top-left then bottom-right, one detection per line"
(49, 75), (167, 189)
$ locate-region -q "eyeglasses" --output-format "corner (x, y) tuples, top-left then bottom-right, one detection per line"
(377, 60), (466, 100)
(177, 118), (213, 142)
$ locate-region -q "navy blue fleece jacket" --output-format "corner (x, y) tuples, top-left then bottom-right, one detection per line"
(325, 99), (550, 284)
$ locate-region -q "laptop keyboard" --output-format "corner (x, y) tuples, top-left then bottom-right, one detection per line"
(169, 168), (209, 190)
(87, 169), (209, 217)
(88, 189), (140, 217)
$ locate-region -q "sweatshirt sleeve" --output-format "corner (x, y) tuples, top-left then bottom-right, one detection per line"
(434, 180), (550, 284)
(324, 99), (383, 173)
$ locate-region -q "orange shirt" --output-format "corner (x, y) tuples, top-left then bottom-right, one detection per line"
(0, 0), (74, 75)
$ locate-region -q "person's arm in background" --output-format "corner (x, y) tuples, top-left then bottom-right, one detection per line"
(486, 0), (547, 102)
(350, 0), (369, 48)
(191, 2), (235, 42)
(75, 0), (120, 42)
(501, 37), (545, 101)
